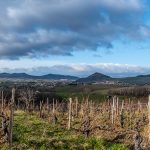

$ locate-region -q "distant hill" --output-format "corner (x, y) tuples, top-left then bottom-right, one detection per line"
(136, 74), (150, 78)
(0, 73), (33, 79)
(119, 75), (150, 85)
(76, 72), (150, 85)
(1, 72), (150, 85)
(76, 72), (111, 83)
(0, 73), (79, 81)
(39, 74), (79, 80)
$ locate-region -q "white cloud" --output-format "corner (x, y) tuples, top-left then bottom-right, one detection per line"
(0, 62), (150, 77)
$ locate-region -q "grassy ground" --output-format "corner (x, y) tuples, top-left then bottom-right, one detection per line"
(1, 111), (128, 150)
(54, 84), (120, 102)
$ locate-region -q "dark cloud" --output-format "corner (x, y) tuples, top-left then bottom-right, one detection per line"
(0, 0), (149, 59)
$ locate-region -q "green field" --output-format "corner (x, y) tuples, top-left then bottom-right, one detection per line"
(54, 84), (121, 101)
(0, 111), (128, 150)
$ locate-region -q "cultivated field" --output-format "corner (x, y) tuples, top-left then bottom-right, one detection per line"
(0, 86), (150, 150)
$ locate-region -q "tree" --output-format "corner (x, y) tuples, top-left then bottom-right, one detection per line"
(19, 88), (34, 112)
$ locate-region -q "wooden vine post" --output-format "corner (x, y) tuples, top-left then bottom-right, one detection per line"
(75, 97), (78, 117)
(1, 90), (4, 129)
(9, 88), (15, 150)
(47, 97), (49, 114)
(111, 96), (115, 124)
(68, 98), (72, 130)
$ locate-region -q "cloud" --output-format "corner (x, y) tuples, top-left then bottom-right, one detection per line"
(0, 0), (149, 59)
(1, 63), (150, 77)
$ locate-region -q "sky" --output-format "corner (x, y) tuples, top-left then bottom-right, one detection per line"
(0, 0), (150, 77)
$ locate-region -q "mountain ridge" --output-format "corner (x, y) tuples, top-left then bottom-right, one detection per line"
(76, 72), (150, 85)
(1, 72), (150, 85)
(0, 73), (79, 80)
(76, 72), (111, 83)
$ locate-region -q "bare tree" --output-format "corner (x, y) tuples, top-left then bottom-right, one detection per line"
(19, 88), (34, 112)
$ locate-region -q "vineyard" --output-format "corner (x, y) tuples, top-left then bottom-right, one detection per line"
(0, 88), (150, 150)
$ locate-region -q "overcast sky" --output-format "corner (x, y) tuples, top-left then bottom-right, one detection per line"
(0, 0), (150, 77)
